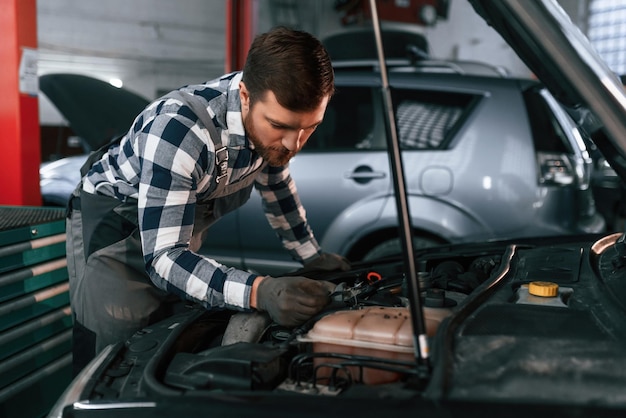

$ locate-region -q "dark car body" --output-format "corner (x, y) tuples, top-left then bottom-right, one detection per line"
(50, 232), (626, 418)
(49, 1), (626, 417)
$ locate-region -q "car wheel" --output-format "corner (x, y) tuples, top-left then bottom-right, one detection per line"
(362, 236), (439, 261)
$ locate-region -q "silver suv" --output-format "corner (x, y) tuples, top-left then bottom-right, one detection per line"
(201, 60), (605, 274)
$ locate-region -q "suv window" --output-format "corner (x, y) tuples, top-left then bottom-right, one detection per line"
(306, 86), (476, 152)
(523, 87), (574, 154)
(305, 87), (377, 152)
(392, 89), (474, 150)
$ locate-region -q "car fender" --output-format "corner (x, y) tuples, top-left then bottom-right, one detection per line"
(317, 194), (388, 254)
(320, 193), (492, 254)
(379, 194), (493, 240)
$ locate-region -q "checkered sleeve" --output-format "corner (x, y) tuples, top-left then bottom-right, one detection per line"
(255, 164), (322, 264)
(137, 101), (257, 311)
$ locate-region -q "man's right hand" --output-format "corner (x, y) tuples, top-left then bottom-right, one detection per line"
(253, 276), (335, 327)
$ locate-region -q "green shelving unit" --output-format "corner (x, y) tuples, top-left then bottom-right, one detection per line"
(0, 206), (72, 418)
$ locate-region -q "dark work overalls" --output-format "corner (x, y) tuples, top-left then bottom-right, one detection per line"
(65, 91), (266, 374)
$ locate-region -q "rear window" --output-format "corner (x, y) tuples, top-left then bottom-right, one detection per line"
(305, 86), (476, 152)
(394, 101), (463, 149)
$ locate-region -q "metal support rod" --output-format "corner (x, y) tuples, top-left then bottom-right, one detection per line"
(367, 0), (431, 372)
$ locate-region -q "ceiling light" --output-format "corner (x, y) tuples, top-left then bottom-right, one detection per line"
(109, 78), (123, 88)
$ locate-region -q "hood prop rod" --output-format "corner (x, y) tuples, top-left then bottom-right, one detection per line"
(368, 0), (431, 380)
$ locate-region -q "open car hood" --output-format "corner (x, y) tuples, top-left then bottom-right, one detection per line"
(469, 0), (626, 183)
(39, 73), (150, 151)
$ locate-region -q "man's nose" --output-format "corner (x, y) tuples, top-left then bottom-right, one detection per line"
(282, 129), (304, 151)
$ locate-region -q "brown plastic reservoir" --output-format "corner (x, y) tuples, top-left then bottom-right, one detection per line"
(299, 305), (452, 384)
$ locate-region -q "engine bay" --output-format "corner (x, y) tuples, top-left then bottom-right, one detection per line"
(91, 233), (626, 406)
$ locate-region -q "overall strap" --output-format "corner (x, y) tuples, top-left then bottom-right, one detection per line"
(80, 90), (230, 196)
(79, 134), (124, 178)
(163, 90), (229, 194)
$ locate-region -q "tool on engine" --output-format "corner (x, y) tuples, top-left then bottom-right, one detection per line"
(328, 270), (407, 308)
(330, 280), (376, 307)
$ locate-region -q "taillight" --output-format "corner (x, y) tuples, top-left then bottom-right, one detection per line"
(537, 152), (575, 186)
(538, 152), (598, 221)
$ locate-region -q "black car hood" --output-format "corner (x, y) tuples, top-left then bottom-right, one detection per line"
(39, 73), (150, 151)
(469, 0), (626, 182)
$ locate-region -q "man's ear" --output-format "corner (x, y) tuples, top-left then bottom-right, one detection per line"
(239, 81), (250, 110)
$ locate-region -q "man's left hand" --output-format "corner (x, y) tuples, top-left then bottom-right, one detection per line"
(301, 252), (351, 273)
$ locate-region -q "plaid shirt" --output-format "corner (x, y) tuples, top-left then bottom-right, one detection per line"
(82, 71), (322, 311)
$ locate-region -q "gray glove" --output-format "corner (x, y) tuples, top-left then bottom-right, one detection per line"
(300, 252), (351, 274)
(255, 276), (335, 327)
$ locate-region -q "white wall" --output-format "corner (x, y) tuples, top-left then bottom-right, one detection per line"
(423, 1), (531, 77)
(37, 0), (227, 99)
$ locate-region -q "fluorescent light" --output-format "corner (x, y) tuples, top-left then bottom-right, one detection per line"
(109, 78), (123, 88)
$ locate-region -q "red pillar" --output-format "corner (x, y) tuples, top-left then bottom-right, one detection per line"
(225, 0), (256, 73)
(0, 0), (41, 206)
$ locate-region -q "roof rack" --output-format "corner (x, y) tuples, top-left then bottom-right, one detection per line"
(332, 58), (510, 77)
(324, 27), (509, 77)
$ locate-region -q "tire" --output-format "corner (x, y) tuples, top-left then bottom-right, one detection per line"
(362, 236), (439, 261)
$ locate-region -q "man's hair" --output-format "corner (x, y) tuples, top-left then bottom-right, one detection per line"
(242, 26), (334, 111)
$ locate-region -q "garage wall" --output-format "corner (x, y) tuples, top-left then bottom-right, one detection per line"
(37, 0), (227, 102)
(36, 0), (586, 125)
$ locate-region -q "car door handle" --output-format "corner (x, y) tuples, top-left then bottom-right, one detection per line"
(345, 165), (387, 184)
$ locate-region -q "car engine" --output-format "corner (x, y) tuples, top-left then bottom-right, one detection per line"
(162, 261), (479, 395)
(86, 234), (626, 406)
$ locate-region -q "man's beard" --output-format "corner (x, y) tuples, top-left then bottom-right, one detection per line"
(244, 115), (296, 167)
(254, 142), (294, 167)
